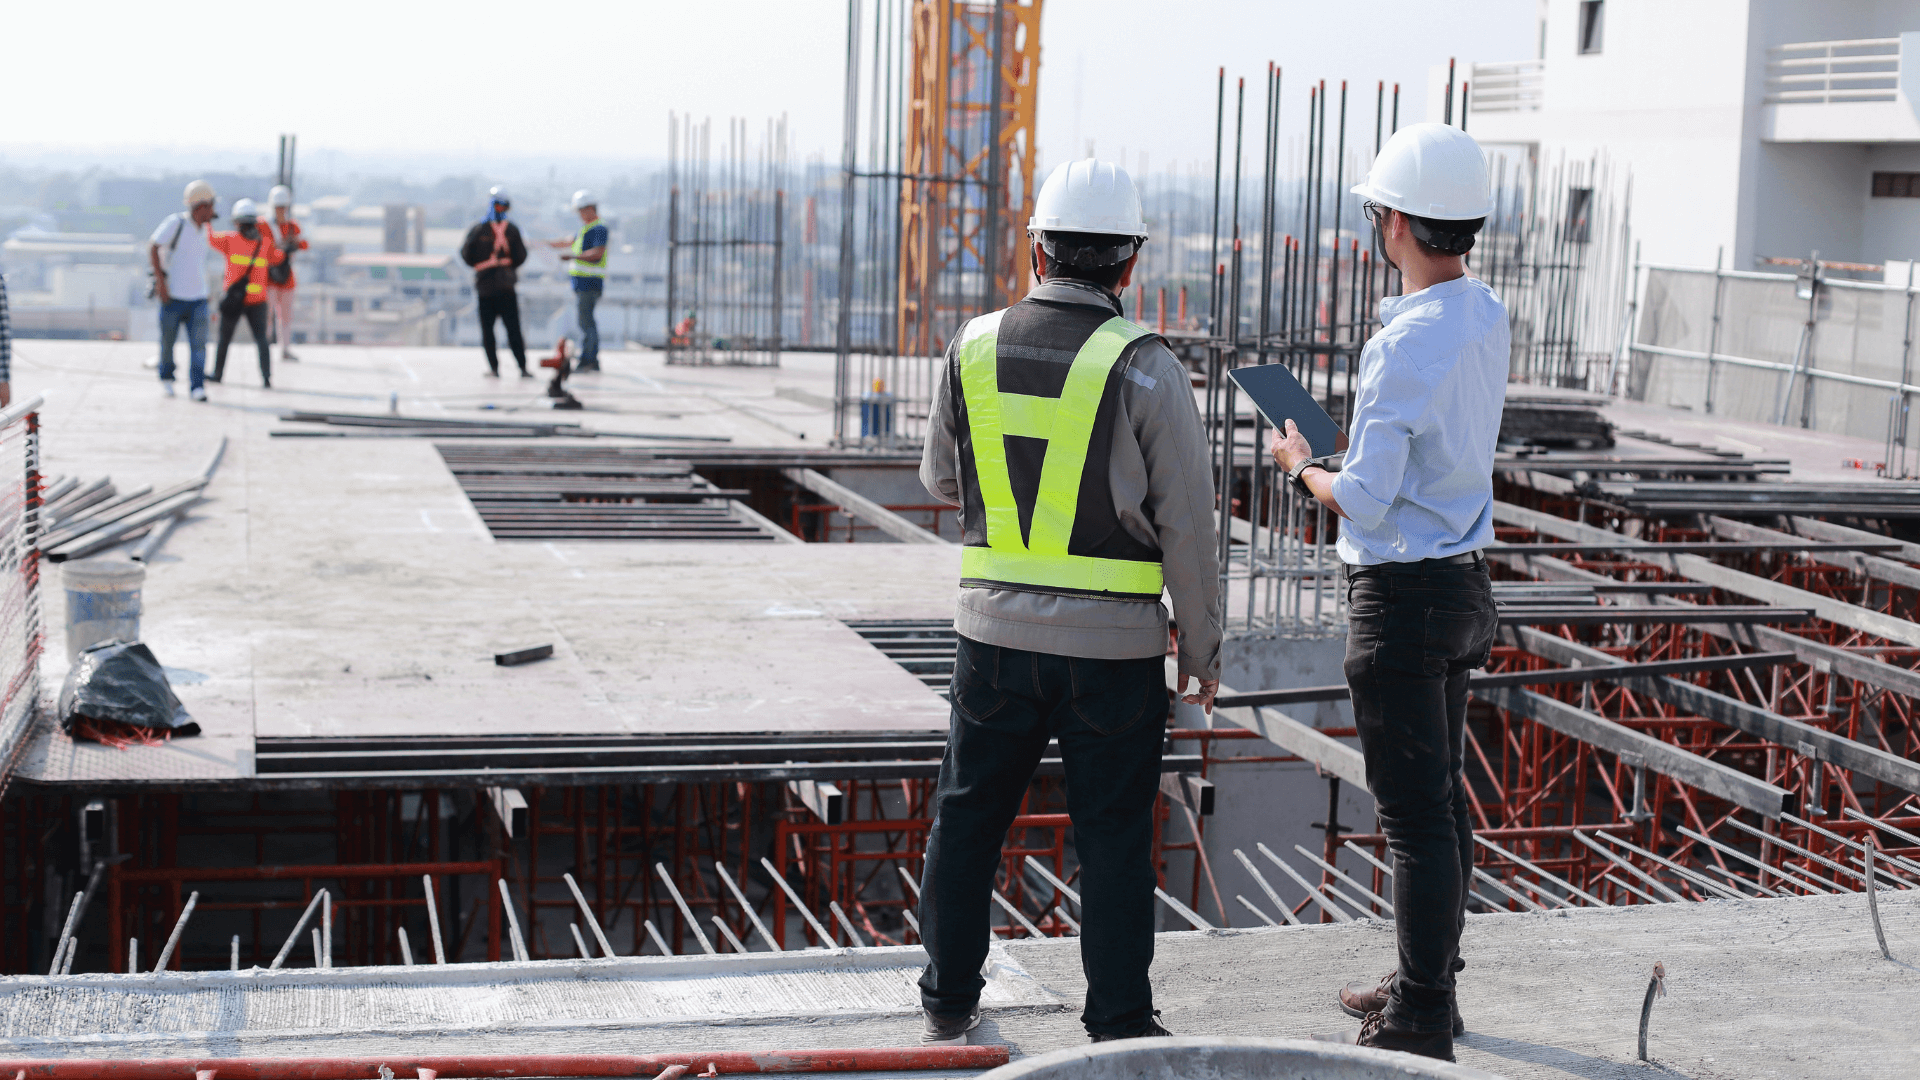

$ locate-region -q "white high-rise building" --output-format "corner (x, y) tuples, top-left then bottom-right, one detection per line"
(1464, 0), (1920, 273)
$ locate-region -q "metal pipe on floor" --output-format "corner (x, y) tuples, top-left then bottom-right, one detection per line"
(0, 1046), (1014, 1078)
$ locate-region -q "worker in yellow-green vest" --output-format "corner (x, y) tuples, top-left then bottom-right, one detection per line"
(550, 188), (609, 373)
(915, 158), (1223, 1047)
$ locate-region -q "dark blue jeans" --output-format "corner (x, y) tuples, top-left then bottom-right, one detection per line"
(1344, 559), (1496, 1034)
(574, 287), (601, 367)
(158, 298), (208, 391)
(917, 635), (1167, 1036)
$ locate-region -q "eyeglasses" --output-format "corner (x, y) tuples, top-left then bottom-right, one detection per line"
(1362, 201), (1391, 225)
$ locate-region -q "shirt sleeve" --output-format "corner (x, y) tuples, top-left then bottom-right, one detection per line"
(919, 345), (963, 508)
(584, 224), (609, 249)
(1329, 341), (1426, 531)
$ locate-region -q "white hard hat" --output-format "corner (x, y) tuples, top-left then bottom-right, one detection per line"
(183, 179), (216, 207)
(231, 198), (260, 223)
(488, 185), (511, 205)
(268, 185), (293, 208)
(570, 188), (597, 210)
(1350, 123), (1492, 221)
(1027, 158), (1148, 239)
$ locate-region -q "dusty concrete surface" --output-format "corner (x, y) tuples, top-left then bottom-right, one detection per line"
(11, 341), (960, 786)
(1, 890), (1914, 1079)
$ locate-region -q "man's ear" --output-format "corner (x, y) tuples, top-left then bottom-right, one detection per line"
(1116, 251), (1140, 289)
(1031, 240), (1048, 279)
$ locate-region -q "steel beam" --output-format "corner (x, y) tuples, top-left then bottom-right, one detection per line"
(1506, 625), (1920, 798)
(782, 468), (951, 545)
(1473, 685), (1794, 818)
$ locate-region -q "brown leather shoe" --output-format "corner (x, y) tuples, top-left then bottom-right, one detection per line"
(1356, 1010), (1454, 1062)
(1339, 972), (1466, 1037)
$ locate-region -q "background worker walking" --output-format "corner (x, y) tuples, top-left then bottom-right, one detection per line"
(460, 186), (530, 378)
(917, 158), (1222, 1046)
(149, 180), (218, 400)
(550, 189), (608, 373)
(265, 184), (307, 364)
(1269, 123), (1507, 1064)
(208, 197), (285, 389)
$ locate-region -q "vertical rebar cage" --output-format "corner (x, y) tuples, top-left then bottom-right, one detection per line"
(832, 0), (1041, 448)
(0, 399), (42, 796)
(666, 114), (788, 367)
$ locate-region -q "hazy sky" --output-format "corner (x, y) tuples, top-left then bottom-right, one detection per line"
(4, 0), (1537, 179)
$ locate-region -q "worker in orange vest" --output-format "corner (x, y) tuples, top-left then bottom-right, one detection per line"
(265, 185), (308, 365)
(208, 198), (285, 388)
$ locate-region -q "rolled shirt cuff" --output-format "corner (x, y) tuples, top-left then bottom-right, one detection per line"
(1328, 469), (1391, 531)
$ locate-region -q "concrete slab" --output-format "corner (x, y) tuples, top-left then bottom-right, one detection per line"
(10, 341), (961, 787)
(1, 890), (1913, 1079)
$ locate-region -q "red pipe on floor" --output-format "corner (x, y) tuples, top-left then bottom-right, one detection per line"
(4, 1047), (1010, 1079)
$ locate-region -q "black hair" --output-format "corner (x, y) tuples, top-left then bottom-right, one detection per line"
(1037, 230), (1140, 290)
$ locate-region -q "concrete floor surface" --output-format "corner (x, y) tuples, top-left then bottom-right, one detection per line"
(1, 890), (1913, 1079)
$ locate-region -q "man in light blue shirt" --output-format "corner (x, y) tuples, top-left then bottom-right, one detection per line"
(1270, 123), (1505, 1064)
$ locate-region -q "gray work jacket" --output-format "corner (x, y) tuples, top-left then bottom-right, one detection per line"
(919, 279), (1223, 680)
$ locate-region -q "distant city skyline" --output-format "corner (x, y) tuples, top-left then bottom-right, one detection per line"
(6, 0), (1534, 185)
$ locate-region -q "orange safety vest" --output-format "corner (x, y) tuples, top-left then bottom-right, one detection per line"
(208, 228), (284, 305)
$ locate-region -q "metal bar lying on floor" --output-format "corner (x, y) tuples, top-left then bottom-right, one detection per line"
(760, 857), (835, 949)
(0, 1047), (1017, 1078)
(1674, 826), (1837, 896)
(1255, 843), (1353, 923)
(714, 861), (780, 951)
(653, 864), (715, 955)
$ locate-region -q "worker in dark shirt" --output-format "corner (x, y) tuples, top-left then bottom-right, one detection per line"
(459, 186), (531, 378)
(550, 189), (609, 373)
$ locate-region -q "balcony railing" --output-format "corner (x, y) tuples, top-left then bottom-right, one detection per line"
(1765, 37), (1900, 104)
(1469, 59), (1544, 113)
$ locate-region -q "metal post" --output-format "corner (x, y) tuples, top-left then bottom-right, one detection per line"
(771, 189), (785, 367)
(1702, 247), (1725, 413)
(833, 0), (863, 445)
(981, 0), (1006, 317)
(665, 186), (679, 354)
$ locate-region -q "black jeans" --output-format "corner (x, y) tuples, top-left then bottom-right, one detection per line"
(1343, 559), (1496, 1034)
(478, 291), (528, 374)
(213, 301), (269, 384)
(918, 635), (1167, 1036)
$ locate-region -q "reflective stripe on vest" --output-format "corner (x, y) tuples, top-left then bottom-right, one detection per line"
(570, 219), (608, 278)
(958, 314), (1165, 598)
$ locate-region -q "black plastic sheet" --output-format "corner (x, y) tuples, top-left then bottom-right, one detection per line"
(57, 639), (199, 739)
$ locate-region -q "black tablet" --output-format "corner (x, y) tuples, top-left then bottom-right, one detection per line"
(1227, 363), (1349, 457)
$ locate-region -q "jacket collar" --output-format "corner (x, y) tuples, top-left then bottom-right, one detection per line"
(1025, 278), (1124, 316)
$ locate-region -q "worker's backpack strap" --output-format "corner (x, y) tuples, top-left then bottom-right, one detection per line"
(957, 313), (1165, 600)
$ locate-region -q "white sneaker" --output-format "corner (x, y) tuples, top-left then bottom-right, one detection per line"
(190, 387), (207, 402)
(162, 381), (176, 397)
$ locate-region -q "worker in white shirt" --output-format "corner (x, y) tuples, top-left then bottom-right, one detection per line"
(1268, 123), (1507, 1064)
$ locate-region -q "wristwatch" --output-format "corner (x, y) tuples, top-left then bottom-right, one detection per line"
(1288, 457), (1321, 498)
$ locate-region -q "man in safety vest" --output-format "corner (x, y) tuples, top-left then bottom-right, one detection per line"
(207, 198), (285, 388)
(917, 158), (1222, 1046)
(460, 186), (530, 378)
(549, 189), (609, 373)
(1269, 124), (1507, 1063)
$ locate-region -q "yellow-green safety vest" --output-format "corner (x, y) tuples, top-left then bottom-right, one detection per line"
(570, 219), (608, 279)
(957, 312), (1165, 598)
